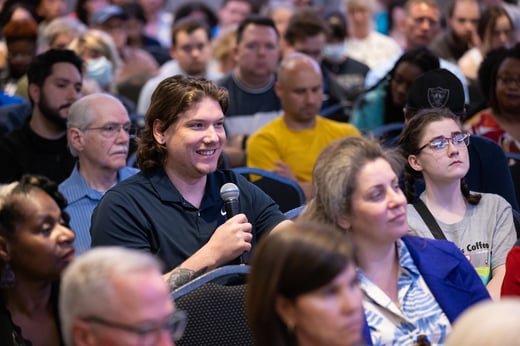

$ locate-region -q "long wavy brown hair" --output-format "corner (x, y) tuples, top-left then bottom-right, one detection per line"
(136, 75), (229, 172)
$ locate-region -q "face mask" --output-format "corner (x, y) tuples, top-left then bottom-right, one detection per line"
(86, 56), (113, 89)
(323, 43), (345, 62)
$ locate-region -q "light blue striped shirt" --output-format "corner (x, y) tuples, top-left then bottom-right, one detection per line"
(59, 164), (138, 255)
(359, 239), (451, 346)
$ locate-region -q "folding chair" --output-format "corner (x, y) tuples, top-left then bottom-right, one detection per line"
(172, 265), (253, 346)
(232, 167), (306, 212)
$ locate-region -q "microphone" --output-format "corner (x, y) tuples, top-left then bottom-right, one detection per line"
(220, 183), (240, 219)
(219, 183), (245, 264)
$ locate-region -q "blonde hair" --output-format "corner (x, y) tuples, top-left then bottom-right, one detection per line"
(68, 29), (122, 73)
(445, 298), (520, 346)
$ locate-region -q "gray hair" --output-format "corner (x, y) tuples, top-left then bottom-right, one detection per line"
(68, 29), (122, 73)
(42, 17), (87, 50)
(66, 93), (123, 157)
(344, 0), (376, 11)
(59, 247), (163, 346)
(445, 298), (520, 346)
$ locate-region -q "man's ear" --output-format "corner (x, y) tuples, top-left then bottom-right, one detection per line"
(274, 81), (282, 98)
(275, 295), (296, 331)
(153, 119), (165, 144)
(232, 45), (239, 64)
(169, 45), (177, 60)
(72, 319), (98, 346)
(28, 83), (40, 104)
(408, 154), (423, 172)
(68, 128), (85, 153)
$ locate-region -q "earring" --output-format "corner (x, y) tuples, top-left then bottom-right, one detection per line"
(0, 262), (15, 288)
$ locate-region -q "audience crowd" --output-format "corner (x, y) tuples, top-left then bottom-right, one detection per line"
(1, 0), (520, 345)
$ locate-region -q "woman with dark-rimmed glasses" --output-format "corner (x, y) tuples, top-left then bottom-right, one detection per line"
(400, 107), (516, 301)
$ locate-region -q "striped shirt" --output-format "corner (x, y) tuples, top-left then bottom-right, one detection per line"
(59, 164), (138, 255)
(359, 239), (451, 345)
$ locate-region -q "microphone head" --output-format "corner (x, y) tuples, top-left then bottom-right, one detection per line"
(220, 183), (240, 201)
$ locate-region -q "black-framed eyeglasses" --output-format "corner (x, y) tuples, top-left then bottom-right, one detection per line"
(416, 132), (470, 154)
(82, 310), (187, 344)
(83, 123), (137, 139)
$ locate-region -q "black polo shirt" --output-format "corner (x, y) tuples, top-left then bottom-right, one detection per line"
(90, 168), (286, 270)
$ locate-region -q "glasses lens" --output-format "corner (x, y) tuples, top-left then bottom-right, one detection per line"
(453, 133), (468, 145)
(430, 138), (447, 150)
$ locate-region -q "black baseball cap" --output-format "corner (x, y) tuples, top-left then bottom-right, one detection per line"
(405, 68), (466, 117)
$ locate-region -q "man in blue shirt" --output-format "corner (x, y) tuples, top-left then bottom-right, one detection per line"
(59, 93), (138, 255)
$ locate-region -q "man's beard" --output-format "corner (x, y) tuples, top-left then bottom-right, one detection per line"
(38, 93), (68, 131)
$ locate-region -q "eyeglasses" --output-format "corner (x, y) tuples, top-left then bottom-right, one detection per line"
(416, 132), (470, 154)
(497, 75), (520, 88)
(84, 123), (137, 139)
(82, 310), (187, 344)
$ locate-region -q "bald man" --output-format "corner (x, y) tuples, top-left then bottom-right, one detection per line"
(246, 53), (361, 200)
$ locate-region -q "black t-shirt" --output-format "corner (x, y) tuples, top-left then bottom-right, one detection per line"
(0, 120), (75, 184)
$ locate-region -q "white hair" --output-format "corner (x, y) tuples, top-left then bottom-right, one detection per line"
(344, 0), (376, 12)
(445, 298), (520, 346)
(66, 93), (124, 157)
(59, 247), (163, 346)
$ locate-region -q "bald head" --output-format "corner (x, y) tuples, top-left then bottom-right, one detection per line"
(277, 52), (321, 86)
(276, 53), (323, 128)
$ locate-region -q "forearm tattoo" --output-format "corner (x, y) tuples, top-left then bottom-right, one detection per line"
(167, 266), (209, 291)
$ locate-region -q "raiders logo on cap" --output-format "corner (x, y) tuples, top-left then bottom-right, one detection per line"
(427, 87), (450, 108)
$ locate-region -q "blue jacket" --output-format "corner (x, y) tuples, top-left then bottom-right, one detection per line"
(362, 236), (490, 345)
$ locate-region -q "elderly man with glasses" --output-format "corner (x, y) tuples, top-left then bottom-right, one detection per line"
(59, 93), (138, 255)
(60, 246), (186, 346)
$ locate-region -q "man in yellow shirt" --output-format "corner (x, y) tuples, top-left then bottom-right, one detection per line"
(247, 53), (360, 200)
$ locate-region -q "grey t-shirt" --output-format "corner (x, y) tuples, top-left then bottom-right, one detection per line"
(407, 192), (516, 284)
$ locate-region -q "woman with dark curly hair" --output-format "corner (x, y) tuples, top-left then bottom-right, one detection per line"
(0, 175), (75, 346)
(350, 47), (440, 131)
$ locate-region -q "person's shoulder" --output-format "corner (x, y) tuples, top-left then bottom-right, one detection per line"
(403, 235), (460, 254)
(58, 167), (79, 191)
(0, 122), (29, 146)
(343, 57), (370, 73)
(110, 170), (146, 191)
(318, 116), (360, 134)
(216, 72), (233, 87)
(252, 116), (284, 133)
(157, 59), (180, 76)
(58, 175), (74, 193)
(469, 134), (506, 155)
(369, 31), (400, 48)
(119, 166), (140, 178)
(478, 192), (511, 208)
(429, 30), (449, 47)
